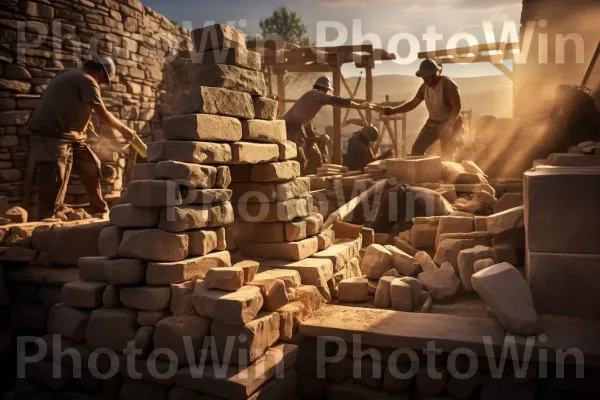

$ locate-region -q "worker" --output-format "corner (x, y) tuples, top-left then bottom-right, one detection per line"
(318, 133), (332, 164)
(343, 126), (393, 172)
(28, 55), (136, 219)
(282, 76), (371, 174)
(379, 59), (464, 160)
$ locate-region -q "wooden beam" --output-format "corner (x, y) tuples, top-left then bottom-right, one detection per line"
(332, 67), (342, 164)
(437, 53), (511, 65)
(276, 71), (286, 117)
(418, 42), (519, 59)
(365, 66), (373, 124)
(342, 72), (362, 126)
(271, 63), (334, 73)
(340, 74), (367, 124)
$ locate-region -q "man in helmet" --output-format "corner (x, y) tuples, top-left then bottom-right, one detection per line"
(343, 125), (393, 172)
(28, 55), (136, 219)
(283, 76), (370, 174)
(379, 59), (464, 160)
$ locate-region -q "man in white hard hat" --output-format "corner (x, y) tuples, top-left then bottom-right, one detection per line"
(379, 59), (464, 160)
(343, 125), (393, 172)
(28, 55), (136, 219)
(283, 76), (370, 174)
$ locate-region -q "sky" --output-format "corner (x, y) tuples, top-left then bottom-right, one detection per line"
(141, 0), (523, 78)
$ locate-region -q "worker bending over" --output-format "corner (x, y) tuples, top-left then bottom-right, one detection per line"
(380, 59), (463, 160)
(344, 126), (392, 172)
(283, 76), (371, 174)
(28, 55), (136, 219)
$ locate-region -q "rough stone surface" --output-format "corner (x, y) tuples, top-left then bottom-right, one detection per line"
(103, 258), (146, 285)
(276, 301), (307, 341)
(386, 245), (419, 276)
(231, 142), (279, 164)
(374, 276), (395, 308)
(457, 245), (497, 292)
(250, 161), (301, 182)
(163, 114), (242, 142)
(204, 266), (244, 291)
(417, 262), (460, 301)
(434, 238), (490, 269)
(98, 226), (123, 259)
(410, 222), (438, 248)
(317, 229), (335, 250)
(86, 308), (137, 351)
(148, 141), (233, 164)
(435, 216), (474, 248)
(120, 286), (171, 311)
(493, 193), (523, 214)
(415, 251), (437, 272)
(235, 260), (259, 283)
(337, 277), (369, 303)
(155, 161), (217, 188)
(252, 96), (278, 120)
(159, 202), (234, 232)
(47, 303), (90, 342)
(126, 180), (182, 207)
(230, 178), (310, 203)
(133, 163), (157, 181)
(186, 228), (226, 256)
(240, 197), (310, 223)
(278, 140), (298, 161)
(146, 251), (232, 285)
(190, 64), (266, 96)
(192, 283), (263, 326)
(154, 315), (211, 362)
(474, 258), (496, 273)
(487, 206), (525, 234)
(170, 280), (196, 316)
(102, 284), (121, 308)
(241, 120), (286, 143)
(61, 280), (107, 308)
(177, 86), (254, 119)
(390, 278), (412, 311)
(392, 237), (419, 257)
(361, 244), (393, 279)
(238, 237), (318, 261)
(191, 24), (246, 53)
(109, 204), (160, 228)
(398, 276), (424, 310)
(247, 277), (289, 311)
(119, 229), (189, 262)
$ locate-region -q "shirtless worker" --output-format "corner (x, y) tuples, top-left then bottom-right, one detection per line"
(28, 55), (136, 219)
(343, 126), (392, 172)
(379, 59), (464, 160)
(282, 76), (371, 174)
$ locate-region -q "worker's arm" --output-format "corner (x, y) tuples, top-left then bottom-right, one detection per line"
(327, 96), (370, 109)
(440, 80), (462, 139)
(385, 96), (423, 115)
(92, 104), (135, 141)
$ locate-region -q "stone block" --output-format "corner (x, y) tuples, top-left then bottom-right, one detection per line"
(163, 114), (242, 142)
(250, 160), (301, 182)
(133, 163), (156, 181)
(474, 216), (488, 231)
(183, 189), (232, 205)
(204, 266), (244, 291)
(472, 262), (538, 336)
(230, 141), (279, 164)
(47, 303), (90, 342)
(231, 178), (310, 203)
(127, 180), (182, 207)
(234, 220), (285, 243)
(278, 140), (297, 160)
(361, 244), (393, 279)
(487, 206), (524, 234)
(190, 64), (266, 96)
(211, 311), (280, 365)
(109, 204), (160, 228)
(215, 166), (231, 189)
(170, 280), (196, 316)
(435, 216), (474, 248)
(312, 238), (361, 272)
(78, 256), (107, 281)
(398, 276), (423, 310)
(410, 222), (438, 249)
(192, 283), (263, 326)
(374, 276), (395, 308)
(104, 258), (146, 285)
(98, 226), (123, 259)
(434, 238), (490, 269)
(473, 258), (495, 273)
(260, 258), (333, 288)
(295, 285), (324, 313)
(238, 237), (318, 261)
(154, 315), (211, 362)
(392, 237), (418, 257)
(102, 284), (120, 308)
(284, 218), (307, 241)
(390, 278), (412, 311)
(332, 221), (362, 240)
(387, 156), (442, 184)
(119, 229), (189, 262)
(186, 227), (226, 256)
(417, 262), (460, 301)
(246, 278), (289, 311)
(137, 311), (169, 327)
(61, 280), (107, 308)
(338, 277), (369, 303)
(252, 96), (278, 120)
(235, 260), (259, 283)
(147, 251), (232, 285)
(457, 245), (497, 292)
(191, 47), (261, 71)
(177, 86), (254, 119)
(159, 202), (234, 232)
(386, 245), (419, 276)
(48, 221), (111, 265)
(415, 251), (437, 272)
(494, 193), (523, 214)
(254, 268), (302, 289)
(155, 161), (217, 188)
(147, 141), (232, 164)
(317, 229), (335, 250)
(276, 301), (306, 341)
(86, 308), (137, 351)
(191, 24), (245, 53)
(120, 286), (171, 311)
(241, 120), (286, 143)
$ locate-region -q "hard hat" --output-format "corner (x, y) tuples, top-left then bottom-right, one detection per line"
(92, 55), (116, 85)
(360, 125), (379, 142)
(314, 76), (333, 91)
(416, 59), (442, 78)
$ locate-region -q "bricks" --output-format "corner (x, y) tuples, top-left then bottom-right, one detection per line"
(190, 64), (266, 96)
(361, 244), (393, 280)
(231, 142), (279, 164)
(390, 279), (412, 311)
(235, 221), (285, 243)
(192, 283), (263, 326)
(215, 166), (231, 188)
(312, 238), (361, 272)
(78, 256), (107, 281)
(317, 229), (335, 250)
(191, 24), (246, 53)
(457, 245), (497, 292)
(61, 280), (107, 308)
(170, 280), (196, 315)
(147, 141), (233, 164)
(120, 286), (171, 311)
(191, 47), (262, 71)
(98, 226), (122, 259)
(239, 197), (310, 223)
(246, 278), (289, 311)
(163, 114), (242, 142)
(260, 258), (333, 288)
(86, 308), (137, 351)
(276, 301), (306, 341)
(338, 277), (369, 303)
(103, 259), (146, 285)
(230, 178), (310, 203)
(153, 315), (211, 362)
(184, 188), (232, 204)
(387, 156), (442, 184)
(127, 180), (182, 207)
(211, 312), (280, 365)
(109, 204), (160, 228)
(250, 161), (301, 182)
(155, 161), (217, 188)
(238, 237), (318, 261)
(133, 163), (156, 180)
(119, 229), (189, 262)
(47, 303), (90, 342)
(186, 228), (226, 256)
(159, 202), (234, 232)
(241, 120), (286, 143)
(177, 86), (254, 119)
(253, 96), (278, 120)
(278, 140), (297, 161)
(235, 260), (259, 283)
(146, 251), (232, 285)
(204, 266), (244, 291)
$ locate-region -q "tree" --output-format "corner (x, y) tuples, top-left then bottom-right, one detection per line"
(259, 6), (310, 46)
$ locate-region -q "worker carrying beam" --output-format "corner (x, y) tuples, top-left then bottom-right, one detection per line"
(343, 126), (392, 172)
(378, 59), (464, 160)
(282, 76), (371, 174)
(27, 55), (137, 219)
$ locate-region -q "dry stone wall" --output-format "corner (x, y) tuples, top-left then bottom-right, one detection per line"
(0, 0), (192, 217)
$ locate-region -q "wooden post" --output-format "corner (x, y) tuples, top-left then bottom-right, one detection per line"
(332, 67), (342, 164)
(401, 113), (407, 157)
(365, 65), (373, 124)
(276, 71), (286, 118)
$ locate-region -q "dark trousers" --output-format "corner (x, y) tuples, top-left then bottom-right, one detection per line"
(286, 122), (324, 175)
(33, 136), (108, 219)
(412, 117), (464, 161)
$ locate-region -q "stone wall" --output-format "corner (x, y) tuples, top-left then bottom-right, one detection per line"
(0, 0), (192, 218)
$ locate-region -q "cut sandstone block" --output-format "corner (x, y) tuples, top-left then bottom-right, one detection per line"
(190, 64), (266, 96)
(434, 238), (490, 269)
(417, 262), (460, 301)
(254, 268), (301, 289)
(252, 96), (278, 120)
(415, 251), (437, 272)
(127, 180), (182, 207)
(120, 286), (171, 311)
(170, 280), (196, 315)
(235, 260), (259, 283)
(487, 206), (524, 234)
(259, 258), (333, 288)
(211, 311), (280, 365)
(250, 161), (301, 182)
(186, 227), (226, 256)
(241, 120), (286, 143)
(494, 193), (523, 214)
(474, 216), (488, 231)
(102, 284), (120, 308)
(390, 279), (412, 312)
(332, 221), (362, 240)
(103, 259), (146, 285)
(98, 226), (122, 259)
(204, 266), (244, 291)
(137, 310), (169, 326)
(238, 237), (318, 261)
(474, 258), (495, 273)
(192, 283), (263, 326)
(234, 221), (285, 243)
(239, 197), (310, 223)
(361, 244), (393, 279)
(78, 256), (107, 281)
(191, 47), (261, 71)
(276, 301), (307, 341)
(312, 238), (362, 272)
(163, 114), (242, 142)
(278, 140), (297, 160)
(155, 161), (217, 188)
(47, 303), (89, 342)
(183, 188), (232, 204)
(472, 262), (538, 336)
(61, 280), (107, 308)
(295, 285), (324, 313)
(231, 142), (279, 164)
(86, 308), (137, 351)
(216, 166), (231, 188)
(159, 202), (234, 232)
(305, 213), (323, 236)
(133, 163), (156, 181)
(191, 24), (245, 53)
(148, 141), (232, 164)
(338, 277), (369, 303)
(109, 204), (159, 228)
(398, 276), (424, 310)
(374, 276), (395, 308)
(246, 278), (289, 311)
(386, 245), (419, 276)
(119, 229), (189, 262)
(230, 178), (310, 203)
(177, 86), (254, 119)
(154, 315), (211, 363)
(457, 245), (497, 292)
(435, 216), (474, 248)
(410, 222), (438, 249)
(393, 237), (419, 257)
(146, 251), (232, 285)
(317, 229), (335, 250)
(387, 155), (441, 184)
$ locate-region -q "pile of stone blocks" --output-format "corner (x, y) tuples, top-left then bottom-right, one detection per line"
(386, 156), (442, 184)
